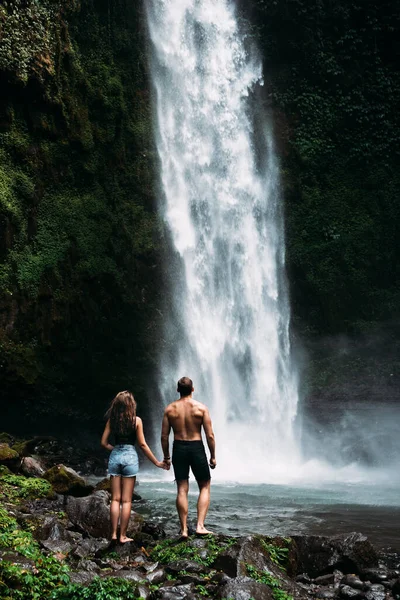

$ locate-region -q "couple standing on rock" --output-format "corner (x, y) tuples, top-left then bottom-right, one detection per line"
(101, 376), (217, 544)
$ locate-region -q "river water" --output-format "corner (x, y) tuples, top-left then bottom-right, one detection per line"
(135, 477), (400, 550)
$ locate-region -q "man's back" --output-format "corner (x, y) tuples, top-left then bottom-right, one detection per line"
(165, 397), (206, 441)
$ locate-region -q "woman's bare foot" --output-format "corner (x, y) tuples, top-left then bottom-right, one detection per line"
(119, 536), (134, 544)
(195, 527), (214, 536)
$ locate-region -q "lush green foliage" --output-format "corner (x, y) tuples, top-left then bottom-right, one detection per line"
(151, 536), (236, 567)
(0, 507), (71, 599)
(0, 473), (53, 502)
(0, 0), (162, 429)
(50, 577), (139, 600)
(260, 537), (291, 570)
(246, 563), (293, 600)
(0, 487), (140, 599)
(248, 0), (400, 333)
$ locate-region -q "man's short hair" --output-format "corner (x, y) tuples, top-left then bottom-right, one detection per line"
(177, 376), (193, 396)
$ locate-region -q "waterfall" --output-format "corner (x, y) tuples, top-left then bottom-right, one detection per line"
(146, 0), (300, 482)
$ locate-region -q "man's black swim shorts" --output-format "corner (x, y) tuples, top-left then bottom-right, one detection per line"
(172, 440), (210, 482)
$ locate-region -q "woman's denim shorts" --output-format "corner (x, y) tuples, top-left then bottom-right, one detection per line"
(108, 444), (139, 477)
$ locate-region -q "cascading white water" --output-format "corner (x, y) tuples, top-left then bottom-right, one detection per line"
(146, 0), (301, 482)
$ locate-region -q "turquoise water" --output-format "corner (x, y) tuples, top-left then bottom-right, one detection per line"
(134, 478), (400, 549)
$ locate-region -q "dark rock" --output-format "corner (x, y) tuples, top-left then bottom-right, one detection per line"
(33, 515), (68, 542)
(219, 575), (275, 600)
(40, 539), (73, 554)
(210, 571), (231, 585)
(342, 575), (365, 590)
(315, 574), (336, 585)
(365, 584), (385, 600)
(361, 569), (390, 584)
(93, 477), (111, 493)
(66, 490), (142, 539)
(340, 584), (365, 599)
(131, 532), (155, 547)
(144, 561), (160, 573)
(102, 569), (143, 582)
(20, 456), (46, 477)
(155, 583), (197, 600)
(110, 541), (136, 559)
(334, 570), (345, 585)
(291, 533), (379, 578)
(69, 571), (97, 585)
(316, 588), (338, 599)
(76, 559), (100, 573)
(73, 536), (109, 558)
(383, 579), (396, 590)
(213, 539), (241, 576)
(146, 568), (166, 584)
(142, 521), (165, 540)
(0, 550), (35, 571)
(44, 465), (93, 496)
(165, 559), (210, 575)
(296, 574), (313, 584)
(392, 579), (400, 596)
(179, 573), (209, 585)
(66, 491), (110, 537)
(137, 584), (151, 600)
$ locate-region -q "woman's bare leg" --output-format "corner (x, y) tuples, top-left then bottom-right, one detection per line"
(119, 476), (136, 543)
(110, 476), (122, 540)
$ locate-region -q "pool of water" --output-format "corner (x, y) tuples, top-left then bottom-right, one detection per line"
(134, 476), (400, 550)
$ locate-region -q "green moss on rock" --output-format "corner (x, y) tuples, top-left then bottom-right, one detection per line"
(93, 477), (111, 493)
(43, 465), (91, 496)
(0, 443), (19, 465)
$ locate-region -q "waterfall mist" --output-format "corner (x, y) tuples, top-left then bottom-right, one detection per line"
(146, 0), (300, 482)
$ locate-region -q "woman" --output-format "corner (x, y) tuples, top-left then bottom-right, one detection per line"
(101, 390), (165, 543)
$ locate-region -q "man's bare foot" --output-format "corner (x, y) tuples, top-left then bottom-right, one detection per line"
(195, 527), (214, 536)
(179, 529), (189, 541)
(119, 536), (134, 544)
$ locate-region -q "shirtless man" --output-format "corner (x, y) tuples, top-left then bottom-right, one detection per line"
(161, 376), (216, 539)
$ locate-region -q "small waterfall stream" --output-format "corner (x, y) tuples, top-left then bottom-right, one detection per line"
(146, 0), (300, 481)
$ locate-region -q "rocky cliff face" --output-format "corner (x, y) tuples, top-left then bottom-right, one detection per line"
(0, 0), (164, 433)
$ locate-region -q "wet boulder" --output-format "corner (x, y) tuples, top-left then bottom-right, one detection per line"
(291, 533), (378, 578)
(365, 584), (386, 600)
(342, 575), (365, 590)
(44, 465), (93, 496)
(392, 578), (400, 597)
(219, 576), (275, 600)
(0, 550), (36, 572)
(360, 568), (390, 584)
(155, 583), (197, 599)
(0, 443), (19, 469)
(73, 536), (109, 559)
(165, 559), (210, 576)
(142, 521), (165, 540)
(20, 456), (46, 478)
(146, 568), (167, 585)
(66, 490), (142, 538)
(40, 539), (73, 554)
(66, 491), (110, 537)
(102, 569), (143, 583)
(340, 585), (365, 599)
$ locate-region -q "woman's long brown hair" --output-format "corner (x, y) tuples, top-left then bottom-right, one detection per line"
(106, 391), (136, 436)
